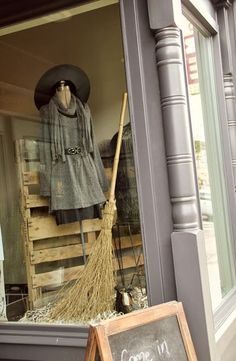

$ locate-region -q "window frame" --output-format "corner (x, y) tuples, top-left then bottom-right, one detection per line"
(183, 1), (236, 331)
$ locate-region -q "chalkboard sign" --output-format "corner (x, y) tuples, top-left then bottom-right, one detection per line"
(85, 302), (198, 361)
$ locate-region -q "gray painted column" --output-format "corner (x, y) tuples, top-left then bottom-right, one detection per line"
(217, 0), (236, 193)
(147, 1), (216, 360)
(154, 27), (199, 231)
(153, 24), (215, 361)
(216, 1), (233, 73)
(217, 0), (236, 264)
(224, 74), (236, 192)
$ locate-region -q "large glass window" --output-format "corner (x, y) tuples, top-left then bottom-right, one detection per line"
(182, 17), (236, 310)
(0, 2), (147, 324)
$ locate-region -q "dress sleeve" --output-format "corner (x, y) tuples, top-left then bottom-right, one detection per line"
(39, 106), (52, 197)
(90, 116), (109, 193)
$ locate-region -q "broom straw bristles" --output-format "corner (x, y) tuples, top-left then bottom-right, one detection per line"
(48, 201), (116, 322)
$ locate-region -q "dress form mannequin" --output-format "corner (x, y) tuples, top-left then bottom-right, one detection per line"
(56, 80), (71, 108)
(38, 70), (108, 264)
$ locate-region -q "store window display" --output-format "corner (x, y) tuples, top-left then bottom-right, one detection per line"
(0, 3), (147, 323)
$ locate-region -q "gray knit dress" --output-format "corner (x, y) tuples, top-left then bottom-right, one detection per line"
(39, 94), (108, 223)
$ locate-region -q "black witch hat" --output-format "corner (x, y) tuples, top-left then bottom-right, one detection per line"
(34, 64), (90, 109)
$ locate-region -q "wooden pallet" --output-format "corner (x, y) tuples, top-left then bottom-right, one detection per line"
(16, 139), (144, 310)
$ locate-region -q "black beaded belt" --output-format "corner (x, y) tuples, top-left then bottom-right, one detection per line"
(65, 146), (86, 155)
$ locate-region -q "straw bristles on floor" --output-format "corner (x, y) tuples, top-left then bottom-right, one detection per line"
(43, 200), (116, 323)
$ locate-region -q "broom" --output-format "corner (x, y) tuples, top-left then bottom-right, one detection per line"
(45, 92), (128, 323)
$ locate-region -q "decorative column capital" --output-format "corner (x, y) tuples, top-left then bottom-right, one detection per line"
(147, 0), (182, 30)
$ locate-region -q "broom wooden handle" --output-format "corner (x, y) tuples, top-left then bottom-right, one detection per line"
(109, 92), (128, 202)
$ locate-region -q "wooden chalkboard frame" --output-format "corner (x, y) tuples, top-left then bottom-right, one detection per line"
(85, 301), (198, 361)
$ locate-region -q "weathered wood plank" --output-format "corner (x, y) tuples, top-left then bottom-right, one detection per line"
(26, 194), (49, 208)
(33, 235), (82, 251)
(16, 140), (42, 307)
(87, 231), (97, 244)
(33, 254), (144, 289)
(31, 243), (93, 264)
(23, 171), (39, 185)
(31, 234), (142, 264)
(113, 234), (142, 249)
(28, 216), (102, 241)
(113, 254), (144, 273)
(32, 265), (84, 288)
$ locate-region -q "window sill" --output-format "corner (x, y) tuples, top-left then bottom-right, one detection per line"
(0, 321), (89, 347)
